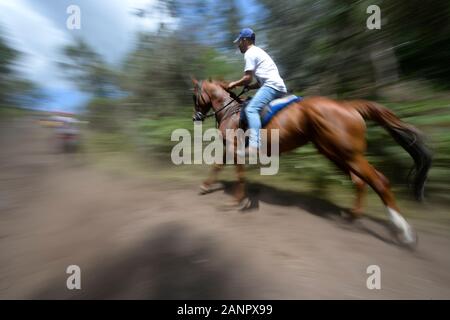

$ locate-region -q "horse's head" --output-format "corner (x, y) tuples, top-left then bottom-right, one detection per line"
(191, 78), (231, 122)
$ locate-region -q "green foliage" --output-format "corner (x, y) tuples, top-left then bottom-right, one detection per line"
(383, 0), (450, 88)
(120, 31), (241, 116)
(85, 131), (132, 153)
(85, 97), (122, 132)
(257, 0), (450, 95)
(0, 29), (42, 109)
(0, 105), (27, 119)
(0, 29), (19, 107)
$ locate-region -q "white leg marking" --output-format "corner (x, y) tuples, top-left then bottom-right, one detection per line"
(386, 207), (415, 244)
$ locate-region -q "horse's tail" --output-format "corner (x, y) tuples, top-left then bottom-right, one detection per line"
(350, 100), (432, 201)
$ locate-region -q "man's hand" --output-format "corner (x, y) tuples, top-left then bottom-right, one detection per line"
(227, 82), (237, 90)
(247, 82), (261, 90)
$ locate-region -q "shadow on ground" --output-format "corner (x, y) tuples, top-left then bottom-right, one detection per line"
(219, 180), (399, 246)
(31, 223), (260, 299)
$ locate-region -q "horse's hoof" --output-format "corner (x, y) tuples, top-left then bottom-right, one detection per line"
(217, 197), (253, 212)
(395, 226), (418, 250)
(349, 208), (363, 219)
(218, 200), (241, 211)
(199, 183), (224, 195)
(199, 184), (210, 195)
(237, 197), (253, 211)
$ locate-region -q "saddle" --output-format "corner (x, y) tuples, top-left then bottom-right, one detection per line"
(239, 94), (303, 130)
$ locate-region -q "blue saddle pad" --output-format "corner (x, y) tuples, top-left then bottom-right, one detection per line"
(240, 95), (303, 128)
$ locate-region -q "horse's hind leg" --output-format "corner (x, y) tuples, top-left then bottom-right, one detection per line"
(348, 155), (417, 246)
(350, 170), (389, 218)
(350, 172), (367, 218)
(321, 158), (366, 218)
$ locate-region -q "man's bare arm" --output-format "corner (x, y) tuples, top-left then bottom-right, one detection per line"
(227, 71), (253, 90)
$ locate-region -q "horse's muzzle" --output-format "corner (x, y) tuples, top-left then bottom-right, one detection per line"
(192, 112), (205, 122)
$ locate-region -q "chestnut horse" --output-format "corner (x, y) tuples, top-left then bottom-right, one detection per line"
(191, 78), (432, 247)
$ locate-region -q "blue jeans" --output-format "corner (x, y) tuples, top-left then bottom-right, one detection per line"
(245, 85), (285, 148)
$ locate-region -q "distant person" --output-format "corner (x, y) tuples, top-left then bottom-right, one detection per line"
(53, 115), (79, 153)
(227, 28), (287, 156)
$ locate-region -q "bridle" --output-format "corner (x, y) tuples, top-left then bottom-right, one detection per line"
(193, 81), (248, 123)
(192, 80), (209, 121)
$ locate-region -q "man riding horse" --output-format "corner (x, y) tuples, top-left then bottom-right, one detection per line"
(191, 28), (432, 249)
(227, 28), (287, 158)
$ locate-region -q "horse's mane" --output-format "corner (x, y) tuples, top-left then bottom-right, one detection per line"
(209, 79), (244, 103)
(210, 79), (229, 91)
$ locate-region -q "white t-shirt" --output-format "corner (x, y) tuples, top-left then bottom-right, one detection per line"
(244, 46), (287, 93)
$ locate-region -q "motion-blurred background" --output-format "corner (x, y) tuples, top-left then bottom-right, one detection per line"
(1, 0), (449, 201)
(0, 0), (449, 299)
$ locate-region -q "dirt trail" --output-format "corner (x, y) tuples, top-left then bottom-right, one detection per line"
(0, 117), (449, 299)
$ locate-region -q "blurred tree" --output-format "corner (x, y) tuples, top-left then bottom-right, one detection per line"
(121, 31), (197, 114)
(121, 0), (243, 116)
(257, 0), (450, 94)
(9, 78), (48, 108)
(121, 30), (241, 116)
(85, 97), (121, 132)
(384, 0), (450, 88)
(0, 29), (44, 109)
(215, 0), (242, 49)
(0, 29), (19, 107)
(61, 38), (117, 97)
(256, 0), (378, 96)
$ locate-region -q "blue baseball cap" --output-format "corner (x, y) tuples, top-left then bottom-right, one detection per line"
(233, 28), (255, 43)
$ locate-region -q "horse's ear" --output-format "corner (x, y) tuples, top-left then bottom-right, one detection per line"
(190, 75), (198, 86)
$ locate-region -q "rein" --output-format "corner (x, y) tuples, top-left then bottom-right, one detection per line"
(203, 87), (247, 119)
(194, 81), (248, 125)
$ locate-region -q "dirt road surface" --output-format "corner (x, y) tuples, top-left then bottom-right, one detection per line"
(1, 117), (449, 299)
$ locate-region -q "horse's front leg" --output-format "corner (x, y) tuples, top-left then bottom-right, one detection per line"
(199, 162), (225, 194)
(200, 145), (228, 194)
(234, 163), (246, 202)
(232, 163), (252, 210)
(350, 172), (367, 218)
